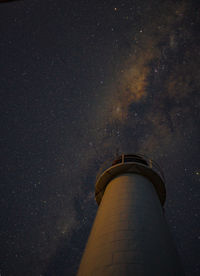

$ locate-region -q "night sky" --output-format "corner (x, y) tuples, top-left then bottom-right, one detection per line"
(0, 0), (199, 275)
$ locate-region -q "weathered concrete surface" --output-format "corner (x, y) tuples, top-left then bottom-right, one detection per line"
(77, 173), (183, 276)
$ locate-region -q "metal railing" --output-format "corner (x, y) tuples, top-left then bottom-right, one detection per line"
(96, 154), (165, 183)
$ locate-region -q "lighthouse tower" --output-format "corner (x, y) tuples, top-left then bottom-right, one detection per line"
(77, 154), (183, 276)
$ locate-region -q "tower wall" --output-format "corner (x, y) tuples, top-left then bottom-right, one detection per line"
(77, 173), (183, 276)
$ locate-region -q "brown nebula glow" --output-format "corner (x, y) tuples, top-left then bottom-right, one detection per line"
(89, 0), (199, 159)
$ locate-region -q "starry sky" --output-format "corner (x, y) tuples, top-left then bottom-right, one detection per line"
(0, 0), (199, 275)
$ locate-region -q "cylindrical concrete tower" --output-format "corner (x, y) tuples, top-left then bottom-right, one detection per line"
(77, 154), (183, 276)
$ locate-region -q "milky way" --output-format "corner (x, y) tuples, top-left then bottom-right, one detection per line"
(91, 1), (199, 157)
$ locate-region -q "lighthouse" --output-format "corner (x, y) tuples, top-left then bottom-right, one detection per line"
(77, 154), (183, 276)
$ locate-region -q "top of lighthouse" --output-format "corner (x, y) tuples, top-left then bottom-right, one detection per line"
(95, 154), (166, 206)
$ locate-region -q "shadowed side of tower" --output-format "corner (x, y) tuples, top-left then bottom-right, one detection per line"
(77, 154), (183, 276)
